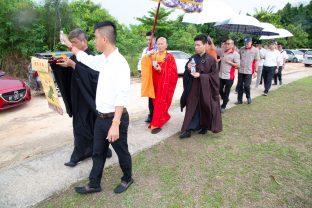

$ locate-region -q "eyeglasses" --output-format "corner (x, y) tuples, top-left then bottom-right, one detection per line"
(225, 42), (232, 45)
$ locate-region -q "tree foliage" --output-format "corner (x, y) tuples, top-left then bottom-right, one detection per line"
(0, 0), (311, 78)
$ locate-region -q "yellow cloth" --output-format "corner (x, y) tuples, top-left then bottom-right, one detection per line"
(141, 51), (167, 98)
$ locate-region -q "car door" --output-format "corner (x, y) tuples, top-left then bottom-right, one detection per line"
(286, 50), (294, 62)
(175, 52), (191, 74)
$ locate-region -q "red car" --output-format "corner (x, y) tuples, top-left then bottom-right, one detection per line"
(0, 70), (31, 110)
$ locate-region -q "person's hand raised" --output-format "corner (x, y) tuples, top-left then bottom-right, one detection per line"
(60, 32), (72, 48)
(147, 50), (156, 56)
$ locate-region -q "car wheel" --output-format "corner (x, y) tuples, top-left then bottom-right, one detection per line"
(293, 58), (298, 63)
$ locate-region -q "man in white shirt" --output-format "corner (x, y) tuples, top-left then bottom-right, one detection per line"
(62, 21), (133, 194)
(262, 41), (280, 96)
(274, 43), (288, 85)
(255, 43), (266, 88)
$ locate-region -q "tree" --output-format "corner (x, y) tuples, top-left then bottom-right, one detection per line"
(136, 7), (175, 38)
(285, 24), (309, 48)
(169, 24), (197, 53)
(0, 0), (48, 77)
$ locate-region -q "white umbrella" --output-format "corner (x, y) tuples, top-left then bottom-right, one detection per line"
(182, 0), (236, 24)
(248, 22), (279, 36)
(260, 28), (293, 39)
(214, 14), (263, 33)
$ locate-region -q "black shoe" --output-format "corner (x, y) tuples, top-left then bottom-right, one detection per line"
(198, 129), (207, 134)
(64, 161), (77, 167)
(220, 107), (225, 113)
(179, 131), (191, 139)
(106, 148), (112, 158)
(279, 81), (282, 85)
(151, 128), (161, 134)
(114, 179), (134, 194)
(75, 185), (102, 194)
(247, 98), (252, 104)
(144, 115), (152, 123)
(235, 101), (242, 105)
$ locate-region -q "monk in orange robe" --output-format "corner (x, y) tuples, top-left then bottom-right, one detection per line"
(141, 37), (178, 134)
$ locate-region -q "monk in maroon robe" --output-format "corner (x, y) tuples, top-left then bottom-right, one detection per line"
(180, 34), (222, 139)
(141, 37), (178, 134)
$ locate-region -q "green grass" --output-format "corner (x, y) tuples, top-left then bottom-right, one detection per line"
(37, 77), (312, 208)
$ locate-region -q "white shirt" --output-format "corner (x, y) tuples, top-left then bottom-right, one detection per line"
(278, 50), (288, 66)
(76, 48), (130, 113)
(263, 49), (280, 67)
(258, 48), (266, 66)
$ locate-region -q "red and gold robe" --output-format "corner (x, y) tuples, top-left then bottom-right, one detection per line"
(141, 51), (178, 129)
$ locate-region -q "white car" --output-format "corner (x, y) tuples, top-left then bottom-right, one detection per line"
(285, 49), (304, 63)
(303, 50), (312, 67)
(137, 50), (191, 75)
(169, 50), (191, 74)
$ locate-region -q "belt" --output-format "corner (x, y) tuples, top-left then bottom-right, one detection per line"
(98, 108), (127, 119)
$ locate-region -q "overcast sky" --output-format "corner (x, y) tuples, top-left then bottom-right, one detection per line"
(92, 0), (309, 25)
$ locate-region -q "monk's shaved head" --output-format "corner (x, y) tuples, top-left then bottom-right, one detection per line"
(157, 37), (168, 52)
(94, 21), (117, 45)
(157, 37), (167, 44)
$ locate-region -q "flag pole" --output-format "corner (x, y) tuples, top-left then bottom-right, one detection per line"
(149, 0), (161, 50)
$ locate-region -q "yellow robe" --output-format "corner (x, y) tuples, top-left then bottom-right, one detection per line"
(140, 52), (167, 99)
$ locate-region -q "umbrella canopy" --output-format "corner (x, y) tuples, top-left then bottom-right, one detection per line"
(149, 0), (204, 49)
(182, 0), (236, 24)
(155, 0), (204, 13)
(214, 14), (263, 33)
(260, 28), (293, 40)
(248, 22), (279, 36)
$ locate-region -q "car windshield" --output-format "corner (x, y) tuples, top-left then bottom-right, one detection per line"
(305, 51), (312, 55)
(293, 50), (303, 55)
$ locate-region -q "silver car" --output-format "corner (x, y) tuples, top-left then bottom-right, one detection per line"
(303, 50), (312, 67)
(285, 49), (304, 63)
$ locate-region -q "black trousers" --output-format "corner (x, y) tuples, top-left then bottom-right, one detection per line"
(219, 78), (234, 108)
(70, 115), (93, 163)
(148, 98), (154, 117)
(273, 66), (283, 84)
(89, 112), (132, 188)
(237, 73), (252, 102)
(262, 66), (275, 93)
(259, 71), (264, 85)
